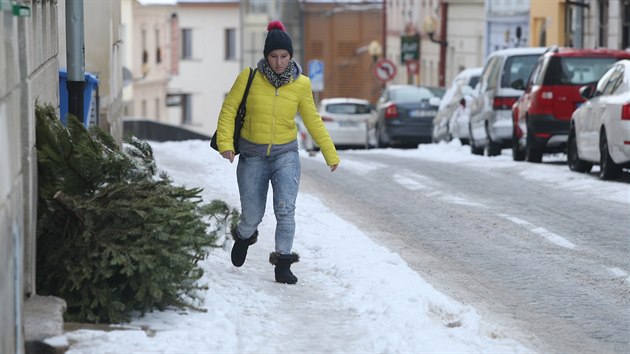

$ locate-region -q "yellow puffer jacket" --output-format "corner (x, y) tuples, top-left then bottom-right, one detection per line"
(216, 67), (340, 166)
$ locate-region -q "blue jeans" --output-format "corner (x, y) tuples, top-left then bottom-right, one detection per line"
(236, 150), (301, 254)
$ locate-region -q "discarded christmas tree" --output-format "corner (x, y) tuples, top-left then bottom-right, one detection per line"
(35, 104), (238, 323)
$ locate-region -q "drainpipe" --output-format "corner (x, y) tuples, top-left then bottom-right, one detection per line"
(66, 0), (86, 124)
(438, 0), (447, 87)
(382, 0), (386, 58)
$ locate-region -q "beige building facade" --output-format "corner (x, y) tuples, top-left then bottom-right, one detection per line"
(167, 0), (240, 136)
(122, 0), (175, 126)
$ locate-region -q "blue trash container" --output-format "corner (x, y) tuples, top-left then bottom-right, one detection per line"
(59, 69), (99, 128)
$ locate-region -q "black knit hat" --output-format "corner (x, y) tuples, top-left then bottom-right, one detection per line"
(264, 21), (293, 58)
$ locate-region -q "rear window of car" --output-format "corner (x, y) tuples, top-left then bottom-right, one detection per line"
(544, 56), (618, 85)
(468, 76), (480, 89)
(501, 55), (540, 88)
(325, 103), (372, 114)
(392, 87), (435, 101)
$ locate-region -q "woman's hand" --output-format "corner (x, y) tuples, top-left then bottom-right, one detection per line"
(330, 164), (338, 172)
(221, 150), (235, 163)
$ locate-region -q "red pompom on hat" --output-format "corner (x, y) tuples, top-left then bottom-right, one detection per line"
(267, 20), (286, 32)
(264, 20), (293, 58)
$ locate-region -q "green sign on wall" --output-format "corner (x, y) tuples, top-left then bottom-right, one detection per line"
(401, 35), (419, 63)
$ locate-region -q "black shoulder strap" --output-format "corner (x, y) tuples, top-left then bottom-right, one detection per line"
(239, 68), (257, 109)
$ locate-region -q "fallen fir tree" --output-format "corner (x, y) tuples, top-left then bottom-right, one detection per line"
(35, 104), (238, 323)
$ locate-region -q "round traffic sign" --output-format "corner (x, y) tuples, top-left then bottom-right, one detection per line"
(406, 60), (419, 75)
(372, 58), (397, 84)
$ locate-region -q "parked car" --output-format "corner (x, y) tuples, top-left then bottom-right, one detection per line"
(432, 67), (482, 144)
(426, 86), (446, 99)
(374, 85), (441, 148)
(468, 47), (547, 156)
(568, 59), (630, 180)
(512, 47), (630, 163)
(295, 98), (376, 150)
(449, 86), (477, 145)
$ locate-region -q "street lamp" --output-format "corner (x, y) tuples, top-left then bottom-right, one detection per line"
(423, 7), (448, 87)
(368, 40), (382, 63)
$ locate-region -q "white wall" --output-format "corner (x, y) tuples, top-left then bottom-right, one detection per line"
(168, 3), (241, 136)
(445, 0), (485, 85)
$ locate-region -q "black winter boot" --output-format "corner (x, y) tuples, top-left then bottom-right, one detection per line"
(269, 252), (300, 284)
(230, 228), (258, 267)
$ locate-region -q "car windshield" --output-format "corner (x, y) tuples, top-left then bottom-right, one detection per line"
(501, 55), (540, 88)
(326, 103), (372, 114)
(545, 56), (619, 85)
(391, 86), (435, 101)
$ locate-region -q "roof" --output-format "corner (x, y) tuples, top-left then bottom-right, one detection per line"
(320, 97), (371, 104)
(487, 47), (548, 58)
(137, 0), (237, 4)
(545, 47), (630, 58)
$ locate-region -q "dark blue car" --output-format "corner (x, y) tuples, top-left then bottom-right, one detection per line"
(374, 85), (441, 148)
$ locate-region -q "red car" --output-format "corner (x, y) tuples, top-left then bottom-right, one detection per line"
(511, 47), (630, 162)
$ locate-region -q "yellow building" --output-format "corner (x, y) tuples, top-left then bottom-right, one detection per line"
(530, 0), (565, 47)
(531, 0), (630, 49)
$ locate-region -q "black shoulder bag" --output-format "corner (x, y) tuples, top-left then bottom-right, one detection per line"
(210, 67), (257, 154)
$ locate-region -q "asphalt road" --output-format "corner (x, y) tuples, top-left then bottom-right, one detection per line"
(299, 149), (629, 354)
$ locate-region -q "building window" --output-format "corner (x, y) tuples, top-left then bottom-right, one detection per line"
(248, 0), (267, 13)
(598, 0), (609, 47)
(156, 27), (162, 64)
(141, 99), (147, 117)
(181, 28), (193, 59)
(155, 98), (160, 120)
(181, 94), (192, 124)
(225, 28), (236, 60)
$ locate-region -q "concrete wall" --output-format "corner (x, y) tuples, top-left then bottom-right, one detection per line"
(1, 0), (59, 352)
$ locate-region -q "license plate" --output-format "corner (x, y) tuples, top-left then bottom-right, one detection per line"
(410, 110), (436, 118)
(338, 121), (359, 127)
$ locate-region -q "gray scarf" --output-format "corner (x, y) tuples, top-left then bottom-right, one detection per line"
(256, 58), (302, 88)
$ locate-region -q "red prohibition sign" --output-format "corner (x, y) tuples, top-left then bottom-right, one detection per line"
(372, 58), (397, 84)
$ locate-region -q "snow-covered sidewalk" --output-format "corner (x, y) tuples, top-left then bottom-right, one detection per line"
(50, 140), (531, 353)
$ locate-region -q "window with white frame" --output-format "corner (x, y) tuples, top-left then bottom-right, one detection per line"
(225, 28), (236, 60)
(181, 28), (193, 59)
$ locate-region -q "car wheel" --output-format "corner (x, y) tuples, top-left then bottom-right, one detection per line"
(470, 138), (483, 155)
(525, 122), (543, 163)
(377, 124), (390, 148)
(512, 127), (525, 161)
(468, 124), (483, 155)
(460, 138), (469, 146)
(599, 130), (622, 180)
(485, 125), (502, 157)
(567, 126), (592, 173)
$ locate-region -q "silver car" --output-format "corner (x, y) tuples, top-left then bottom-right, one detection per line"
(468, 47), (547, 156)
(297, 97), (376, 150)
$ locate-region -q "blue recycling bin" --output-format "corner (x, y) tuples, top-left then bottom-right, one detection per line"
(59, 69), (99, 128)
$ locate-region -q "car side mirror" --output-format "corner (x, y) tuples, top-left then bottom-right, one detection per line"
(579, 85), (593, 99)
(510, 79), (525, 90)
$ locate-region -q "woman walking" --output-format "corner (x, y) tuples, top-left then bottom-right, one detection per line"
(215, 21), (340, 284)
